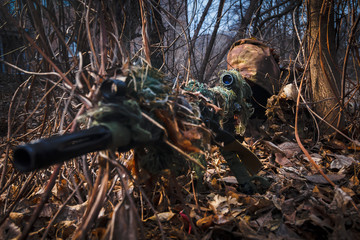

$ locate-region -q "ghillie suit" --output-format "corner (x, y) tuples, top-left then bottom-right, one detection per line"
(88, 66), (268, 193)
(14, 65), (269, 194)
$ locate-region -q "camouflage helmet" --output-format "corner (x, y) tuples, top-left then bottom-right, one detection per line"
(226, 39), (280, 95)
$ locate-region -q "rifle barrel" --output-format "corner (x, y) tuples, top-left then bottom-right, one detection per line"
(13, 125), (113, 172)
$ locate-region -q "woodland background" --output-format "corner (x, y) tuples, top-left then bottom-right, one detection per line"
(0, 0), (359, 239)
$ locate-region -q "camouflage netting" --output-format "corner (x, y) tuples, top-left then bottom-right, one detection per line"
(183, 69), (254, 136)
(265, 84), (313, 141)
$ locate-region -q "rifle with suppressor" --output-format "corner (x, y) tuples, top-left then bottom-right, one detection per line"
(14, 74), (162, 172)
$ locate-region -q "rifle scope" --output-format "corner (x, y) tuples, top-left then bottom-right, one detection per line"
(13, 125), (113, 172)
(221, 73), (235, 89)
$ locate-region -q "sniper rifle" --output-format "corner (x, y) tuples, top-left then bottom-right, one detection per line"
(13, 67), (266, 193)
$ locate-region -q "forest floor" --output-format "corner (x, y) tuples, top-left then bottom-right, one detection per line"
(0, 93), (359, 240)
(139, 127), (360, 239)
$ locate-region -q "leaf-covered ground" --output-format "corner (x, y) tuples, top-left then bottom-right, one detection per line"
(138, 137), (360, 239)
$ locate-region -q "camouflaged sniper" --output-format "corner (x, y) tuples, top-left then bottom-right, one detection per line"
(13, 65), (267, 193)
(88, 66), (263, 190)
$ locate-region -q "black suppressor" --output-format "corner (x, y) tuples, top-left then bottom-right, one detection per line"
(13, 125), (113, 172)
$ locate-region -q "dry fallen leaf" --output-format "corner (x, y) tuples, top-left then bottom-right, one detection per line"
(0, 219), (21, 240)
(304, 174), (346, 184)
(302, 153), (323, 165)
(9, 212), (25, 226)
(214, 214), (232, 225)
(275, 152), (292, 166)
(145, 211), (176, 222)
(329, 154), (355, 170)
(196, 215), (214, 229)
(209, 195), (239, 215)
(220, 176), (238, 184)
(350, 175), (359, 186)
(55, 221), (77, 239)
(278, 142), (301, 158)
(331, 187), (353, 209)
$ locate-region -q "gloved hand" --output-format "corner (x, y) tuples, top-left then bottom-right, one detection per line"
(205, 119), (235, 145)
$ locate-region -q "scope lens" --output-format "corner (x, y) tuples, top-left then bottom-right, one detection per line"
(222, 74), (234, 86)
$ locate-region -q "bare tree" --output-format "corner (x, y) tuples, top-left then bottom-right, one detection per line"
(307, 0), (343, 134)
(197, 0), (225, 82)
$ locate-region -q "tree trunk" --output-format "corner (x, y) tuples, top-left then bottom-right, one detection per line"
(146, 0), (165, 69)
(307, 0), (343, 134)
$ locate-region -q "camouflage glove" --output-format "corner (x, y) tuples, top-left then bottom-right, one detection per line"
(221, 149), (270, 194)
